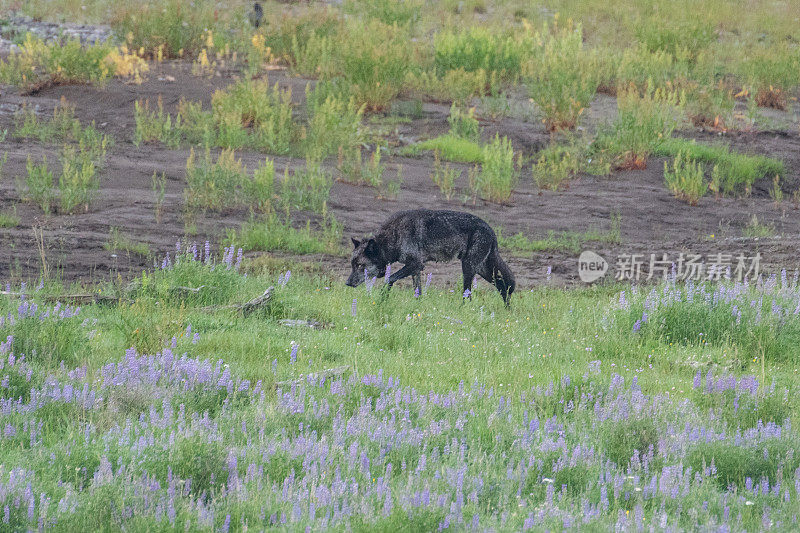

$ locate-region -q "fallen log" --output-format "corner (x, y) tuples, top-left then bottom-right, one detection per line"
(0, 291), (122, 305)
(200, 287), (274, 316)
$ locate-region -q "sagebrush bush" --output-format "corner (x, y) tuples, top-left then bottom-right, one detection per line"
(656, 138), (784, 197)
(305, 84), (364, 162)
(447, 104), (481, 142)
(59, 144), (99, 214)
(526, 22), (598, 131)
(434, 26), (525, 82)
(113, 0), (215, 58)
(0, 34), (114, 89)
(664, 151), (707, 205)
(279, 160), (333, 213)
(472, 134), (517, 203)
(592, 83), (684, 169)
(430, 151), (460, 200)
(532, 142), (584, 191)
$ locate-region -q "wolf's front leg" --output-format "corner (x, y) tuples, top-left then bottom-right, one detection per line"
(387, 261), (423, 287)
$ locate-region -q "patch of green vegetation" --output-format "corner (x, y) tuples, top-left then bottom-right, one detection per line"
(0, 33), (114, 89)
(499, 215), (621, 255)
(664, 151), (707, 206)
(471, 134), (517, 203)
(0, 208), (20, 228)
(656, 138), (784, 197)
(742, 214), (774, 238)
(113, 0), (216, 58)
(184, 149), (276, 213)
(406, 135), (484, 164)
(226, 213), (343, 256)
(103, 227), (151, 257)
(526, 22), (598, 131)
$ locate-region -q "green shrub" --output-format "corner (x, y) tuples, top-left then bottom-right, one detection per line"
(447, 104), (481, 142)
(113, 0), (214, 58)
(664, 151), (707, 205)
(601, 45), (692, 93)
(738, 43), (800, 110)
(21, 155), (55, 214)
(343, 0), (422, 26)
(305, 84), (364, 161)
(59, 144), (99, 214)
(656, 138), (784, 196)
(229, 213), (342, 255)
(245, 159), (276, 213)
(0, 34), (113, 89)
(472, 134), (517, 203)
(430, 151), (460, 200)
(212, 78), (295, 154)
(592, 83), (684, 169)
(526, 22), (598, 131)
(185, 149), (277, 213)
(184, 148), (245, 212)
(636, 20), (715, 62)
(279, 160), (333, 213)
(404, 67), (492, 105)
(434, 26), (525, 82)
(532, 142), (584, 191)
(338, 20), (412, 111)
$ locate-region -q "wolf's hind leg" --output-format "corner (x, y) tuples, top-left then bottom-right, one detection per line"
(461, 262), (475, 299)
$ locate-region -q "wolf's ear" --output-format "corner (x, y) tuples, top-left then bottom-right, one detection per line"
(351, 237), (361, 248)
(364, 238), (379, 258)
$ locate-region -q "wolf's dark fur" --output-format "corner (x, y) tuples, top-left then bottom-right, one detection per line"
(346, 210), (515, 305)
(249, 2), (263, 28)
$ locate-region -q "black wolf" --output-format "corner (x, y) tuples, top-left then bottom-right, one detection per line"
(249, 2), (263, 28)
(346, 210), (515, 305)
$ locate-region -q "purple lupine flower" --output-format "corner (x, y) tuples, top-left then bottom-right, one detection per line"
(385, 264), (391, 284)
(290, 343), (298, 365)
(425, 272), (432, 294)
(546, 265), (552, 282)
(351, 298), (357, 317)
(463, 288), (471, 299)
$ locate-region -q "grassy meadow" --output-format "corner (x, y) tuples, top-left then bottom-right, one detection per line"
(1, 0), (800, 530)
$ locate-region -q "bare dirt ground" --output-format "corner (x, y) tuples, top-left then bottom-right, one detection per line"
(1, 60), (799, 289)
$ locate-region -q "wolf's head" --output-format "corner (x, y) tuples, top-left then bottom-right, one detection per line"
(346, 237), (386, 287)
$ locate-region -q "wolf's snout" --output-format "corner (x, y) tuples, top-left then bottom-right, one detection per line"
(345, 272), (361, 287)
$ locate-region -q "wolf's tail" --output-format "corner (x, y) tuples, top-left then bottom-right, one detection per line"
(491, 246), (515, 306)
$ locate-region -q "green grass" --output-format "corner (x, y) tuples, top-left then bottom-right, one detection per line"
(2, 257), (800, 530)
(225, 213), (343, 256)
(742, 214), (775, 238)
(406, 135), (484, 164)
(656, 138), (784, 196)
(0, 33), (114, 89)
(499, 215), (621, 255)
(103, 227), (151, 257)
(0, 208), (20, 228)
